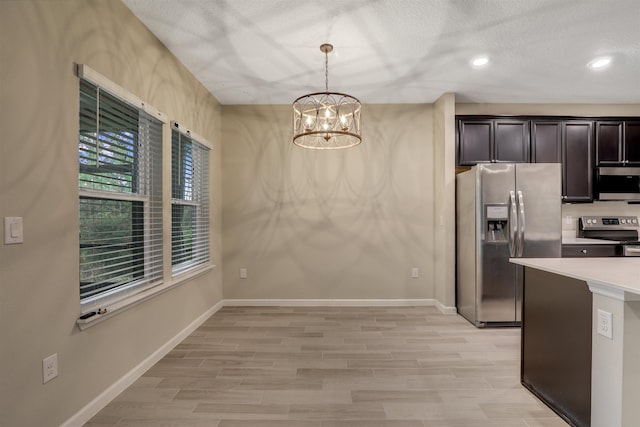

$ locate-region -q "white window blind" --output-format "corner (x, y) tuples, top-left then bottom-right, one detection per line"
(171, 124), (210, 275)
(78, 78), (163, 308)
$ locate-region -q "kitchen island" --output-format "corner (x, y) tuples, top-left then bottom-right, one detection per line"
(511, 257), (640, 427)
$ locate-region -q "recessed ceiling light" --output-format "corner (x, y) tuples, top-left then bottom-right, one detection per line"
(588, 57), (611, 70)
(471, 56), (490, 68)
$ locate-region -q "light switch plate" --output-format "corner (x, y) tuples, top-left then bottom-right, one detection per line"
(4, 217), (23, 244)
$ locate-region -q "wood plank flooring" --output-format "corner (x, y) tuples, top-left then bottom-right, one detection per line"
(86, 306), (568, 426)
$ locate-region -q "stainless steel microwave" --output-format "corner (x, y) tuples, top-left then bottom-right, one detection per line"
(595, 167), (640, 201)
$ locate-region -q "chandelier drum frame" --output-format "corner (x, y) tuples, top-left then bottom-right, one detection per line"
(292, 44), (362, 150)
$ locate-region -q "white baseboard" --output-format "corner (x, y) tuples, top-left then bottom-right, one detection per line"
(224, 298), (457, 314)
(223, 298), (451, 308)
(61, 300), (224, 427)
(434, 299), (457, 315)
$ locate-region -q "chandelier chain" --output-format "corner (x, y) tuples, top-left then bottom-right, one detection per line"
(324, 50), (329, 92)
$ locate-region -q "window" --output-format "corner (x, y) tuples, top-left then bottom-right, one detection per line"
(171, 124), (210, 275)
(78, 78), (163, 309)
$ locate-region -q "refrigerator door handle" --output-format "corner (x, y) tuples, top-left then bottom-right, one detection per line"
(509, 190), (518, 257)
(517, 190), (526, 257)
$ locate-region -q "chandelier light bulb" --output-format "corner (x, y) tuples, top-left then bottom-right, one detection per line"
(340, 115), (347, 129)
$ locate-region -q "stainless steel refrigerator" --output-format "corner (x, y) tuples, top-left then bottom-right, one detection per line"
(456, 163), (561, 327)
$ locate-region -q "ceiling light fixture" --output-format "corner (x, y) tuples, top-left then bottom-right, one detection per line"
(471, 56), (490, 68)
(292, 43), (362, 150)
(588, 57), (611, 70)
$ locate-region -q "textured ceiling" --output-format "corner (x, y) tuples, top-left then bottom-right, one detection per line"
(122, 0), (640, 105)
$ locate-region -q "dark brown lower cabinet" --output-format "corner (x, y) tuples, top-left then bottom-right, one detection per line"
(521, 267), (592, 427)
(561, 244), (621, 257)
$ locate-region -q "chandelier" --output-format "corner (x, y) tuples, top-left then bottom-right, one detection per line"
(292, 43), (362, 149)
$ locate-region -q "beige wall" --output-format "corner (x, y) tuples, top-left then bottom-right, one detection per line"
(221, 104), (437, 300)
(0, 1), (222, 425)
(433, 94), (456, 309)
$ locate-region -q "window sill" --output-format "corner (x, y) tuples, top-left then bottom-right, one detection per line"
(76, 264), (215, 330)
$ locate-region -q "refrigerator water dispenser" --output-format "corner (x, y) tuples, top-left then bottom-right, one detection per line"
(485, 204), (508, 242)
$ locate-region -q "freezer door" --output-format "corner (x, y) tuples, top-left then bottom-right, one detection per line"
(478, 164), (518, 323)
(515, 164), (562, 258)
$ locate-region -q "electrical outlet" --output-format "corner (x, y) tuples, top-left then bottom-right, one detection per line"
(597, 309), (613, 339)
(411, 267), (419, 278)
(42, 353), (58, 383)
(239, 268), (247, 279)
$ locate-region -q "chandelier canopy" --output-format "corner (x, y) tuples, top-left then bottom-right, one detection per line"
(292, 44), (362, 150)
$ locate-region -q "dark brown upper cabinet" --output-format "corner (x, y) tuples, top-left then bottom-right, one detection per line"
(457, 120), (492, 166)
(596, 120), (640, 166)
(532, 120), (593, 202)
(531, 121), (562, 163)
(624, 121), (640, 165)
(457, 119), (529, 166)
(494, 120), (531, 163)
(562, 121), (594, 203)
(596, 121), (623, 165)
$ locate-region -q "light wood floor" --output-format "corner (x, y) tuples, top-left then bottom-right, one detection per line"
(86, 306), (568, 426)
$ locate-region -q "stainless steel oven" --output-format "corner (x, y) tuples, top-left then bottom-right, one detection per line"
(570, 215), (640, 257)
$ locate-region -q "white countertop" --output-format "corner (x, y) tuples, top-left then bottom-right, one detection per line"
(510, 257), (640, 296)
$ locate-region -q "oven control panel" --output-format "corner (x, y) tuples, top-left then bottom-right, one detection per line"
(580, 216), (639, 230)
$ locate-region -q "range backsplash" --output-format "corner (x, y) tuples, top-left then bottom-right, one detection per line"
(562, 201), (640, 231)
